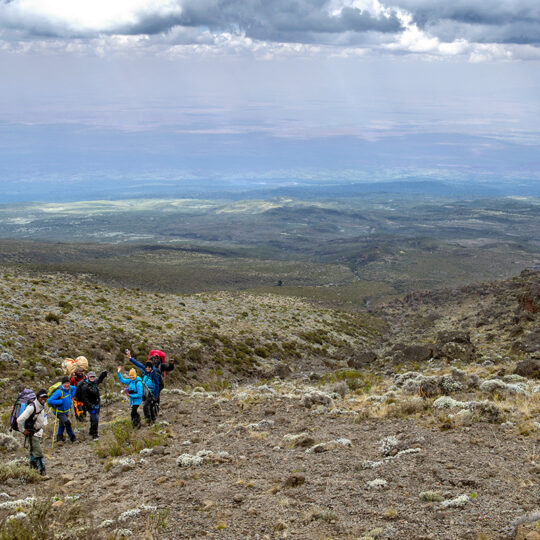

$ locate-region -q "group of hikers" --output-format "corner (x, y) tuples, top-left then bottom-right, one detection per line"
(10, 349), (175, 477)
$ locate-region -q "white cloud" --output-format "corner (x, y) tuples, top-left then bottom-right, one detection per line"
(1, 0), (182, 35)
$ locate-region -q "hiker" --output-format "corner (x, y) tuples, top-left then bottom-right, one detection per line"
(47, 376), (77, 443)
(75, 370), (108, 439)
(117, 366), (143, 428)
(70, 367), (87, 422)
(16, 389), (48, 476)
(145, 349), (174, 405)
(70, 366), (85, 387)
(148, 349), (175, 379)
(125, 350), (160, 424)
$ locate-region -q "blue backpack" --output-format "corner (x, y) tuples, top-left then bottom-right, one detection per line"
(9, 389), (36, 432)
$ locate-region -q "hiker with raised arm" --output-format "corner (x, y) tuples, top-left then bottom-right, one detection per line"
(145, 349), (174, 406)
(125, 349), (159, 424)
(117, 366), (143, 428)
(75, 370), (108, 440)
(47, 377), (77, 443)
(14, 389), (49, 476)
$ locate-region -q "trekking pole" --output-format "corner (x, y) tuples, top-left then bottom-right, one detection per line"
(51, 412), (58, 450)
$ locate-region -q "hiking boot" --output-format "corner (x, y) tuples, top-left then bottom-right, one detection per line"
(70, 436), (77, 443)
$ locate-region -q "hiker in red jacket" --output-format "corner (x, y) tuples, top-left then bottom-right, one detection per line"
(70, 367), (85, 387)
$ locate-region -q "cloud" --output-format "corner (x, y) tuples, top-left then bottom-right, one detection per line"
(0, 0), (539, 59)
(0, 0), (402, 41)
(387, 0), (540, 44)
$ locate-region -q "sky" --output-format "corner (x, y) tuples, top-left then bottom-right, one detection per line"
(1, 0), (540, 201)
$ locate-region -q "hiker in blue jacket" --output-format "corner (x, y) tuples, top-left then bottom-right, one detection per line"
(47, 376), (77, 443)
(117, 366), (143, 428)
(125, 349), (160, 424)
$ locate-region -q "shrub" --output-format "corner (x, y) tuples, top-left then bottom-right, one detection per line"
(58, 300), (73, 314)
(0, 496), (92, 540)
(44, 313), (60, 324)
(0, 463), (40, 484)
(254, 346), (270, 358)
(96, 420), (168, 458)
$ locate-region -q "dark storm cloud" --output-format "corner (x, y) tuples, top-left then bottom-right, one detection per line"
(388, 0), (540, 44)
(171, 1), (402, 40)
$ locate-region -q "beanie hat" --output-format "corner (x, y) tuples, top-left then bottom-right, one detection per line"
(129, 368), (137, 378)
(61, 376), (70, 384)
(145, 361), (153, 368)
(87, 371), (97, 378)
(36, 389), (48, 398)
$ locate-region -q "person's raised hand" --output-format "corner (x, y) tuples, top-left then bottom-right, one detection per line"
(117, 366), (122, 373)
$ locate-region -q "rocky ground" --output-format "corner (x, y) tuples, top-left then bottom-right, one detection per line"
(0, 268), (539, 539)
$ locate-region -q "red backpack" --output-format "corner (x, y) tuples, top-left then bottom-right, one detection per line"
(148, 350), (166, 363)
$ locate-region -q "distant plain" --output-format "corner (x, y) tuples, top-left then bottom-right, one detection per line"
(0, 182), (538, 308)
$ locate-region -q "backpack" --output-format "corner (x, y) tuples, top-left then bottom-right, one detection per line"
(73, 399), (86, 422)
(48, 382), (62, 398)
(140, 380), (152, 402)
(9, 389), (36, 432)
(149, 350), (166, 364)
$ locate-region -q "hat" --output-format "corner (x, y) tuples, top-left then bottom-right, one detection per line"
(36, 389), (47, 398)
(129, 368), (137, 378)
(87, 371), (97, 378)
(61, 376), (70, 384)
(145, 361), (153, 368)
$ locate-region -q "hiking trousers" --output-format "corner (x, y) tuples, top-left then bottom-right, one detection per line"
(28, 435), (45, 473)
(130, 405), (141, 428)
(28, 434), (43, 459)
(143, 397), (157, 424)
(89, 409), (100, 438)
(56, 412), (75, 441)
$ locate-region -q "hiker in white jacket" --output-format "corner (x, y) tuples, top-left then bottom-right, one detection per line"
(17, 389), (48, 476)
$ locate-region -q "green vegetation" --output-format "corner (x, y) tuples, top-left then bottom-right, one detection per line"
(320, 369), (381, 393)
(0, 463), (41, 484)
(96, 420), (168, 458)
(44, 313), (60, 324)
(0, 497), (91, 540)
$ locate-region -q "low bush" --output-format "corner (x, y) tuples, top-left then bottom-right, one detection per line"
(0, 496), (92, 540)
(96, 420), (168, 458)
(44, 313), (60, 324)
(0, 463), (40, 484)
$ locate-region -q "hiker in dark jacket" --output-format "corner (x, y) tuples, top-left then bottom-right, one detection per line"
(148, 349), (175, 378)
(47, 377), (77, 443)
(70, 367), (86, 422)
(75, 370), (107, 439)
(125, 350), (160, 424)
(117, 366), (143, 428)
(17, 389), (48, 476)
